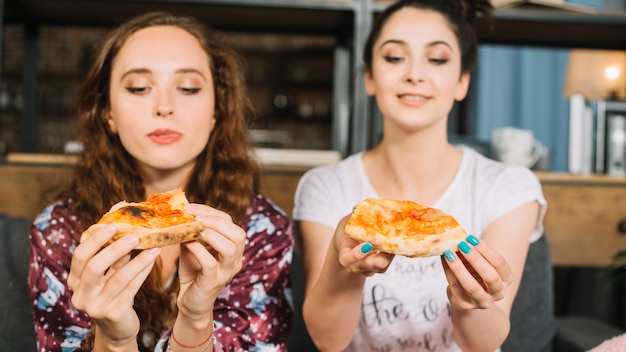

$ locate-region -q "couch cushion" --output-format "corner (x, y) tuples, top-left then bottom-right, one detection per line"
(502, 235), (555, 352)
(0, 214), (37, 350)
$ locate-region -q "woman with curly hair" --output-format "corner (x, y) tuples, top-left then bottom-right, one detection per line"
(28, 11), (293, 352)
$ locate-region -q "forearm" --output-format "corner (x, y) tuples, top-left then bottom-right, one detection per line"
(303, 250), (365, 351)
(451, 303), (509, 352)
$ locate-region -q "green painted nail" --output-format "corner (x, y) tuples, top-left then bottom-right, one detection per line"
(443, 250), (455, 262)
(459, 241), (471, 254)
(361, 242), (374, 254)
(467, 234), (480, 246)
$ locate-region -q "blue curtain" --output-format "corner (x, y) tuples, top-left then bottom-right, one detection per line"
(473, 45), (571, 172)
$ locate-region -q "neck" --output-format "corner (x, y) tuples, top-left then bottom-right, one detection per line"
(139, 163), (194, 196)
(364, 134), (462, 204)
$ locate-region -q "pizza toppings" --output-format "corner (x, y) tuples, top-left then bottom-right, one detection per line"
(344, 198), (467, 258)
(80, 188), (205, 249)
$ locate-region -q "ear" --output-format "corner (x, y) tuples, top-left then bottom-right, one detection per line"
(106, 110), (118, 133)
(364, 70), (376, 96)
(454, 72), (471, 101)
(209, 114), (216, 132)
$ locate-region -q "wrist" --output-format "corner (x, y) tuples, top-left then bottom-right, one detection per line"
(169, 318), (215, 352)
(93, 326), (138, 352)
(175, 311), (214, 331)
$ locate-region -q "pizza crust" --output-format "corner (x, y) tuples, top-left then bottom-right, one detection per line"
(344, 198), (467, 258)
(80, 188), (205, 249)
(81, 221), (204, 249)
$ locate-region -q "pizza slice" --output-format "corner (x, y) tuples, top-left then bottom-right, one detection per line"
(81, 188), (204, 249)
(344, 198), (467, 258)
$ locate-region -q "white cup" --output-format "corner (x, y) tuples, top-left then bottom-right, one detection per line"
(491, 127), (545, 168)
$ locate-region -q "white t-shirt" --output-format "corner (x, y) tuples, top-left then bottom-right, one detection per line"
(292, 147), (547, 352)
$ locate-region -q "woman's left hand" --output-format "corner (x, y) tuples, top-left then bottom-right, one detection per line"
(175, 203), (246, 321)
(441, 236), (514, 311)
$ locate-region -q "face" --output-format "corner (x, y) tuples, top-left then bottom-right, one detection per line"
(365, 8), (470, 133)
(107, 25), (215, 174)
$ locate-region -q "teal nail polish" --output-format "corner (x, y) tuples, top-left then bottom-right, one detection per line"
(443, 249), (455, 262)
(467, 234), (480, 246)
(458, 241), (471, 254)
(361, 242), (374, 254)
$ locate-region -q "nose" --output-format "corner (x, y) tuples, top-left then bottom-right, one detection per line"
(404, 59), (423, 83)
(155, 91), (174, 118)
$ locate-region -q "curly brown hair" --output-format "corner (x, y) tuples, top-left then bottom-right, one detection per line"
(62, 11), (259, 351)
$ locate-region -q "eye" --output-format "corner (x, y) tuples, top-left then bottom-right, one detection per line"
(383, 55), (404, 64)
(179, 87), (201, 94)
(429, 58), (449, 65)
(126, 87), (149, 94)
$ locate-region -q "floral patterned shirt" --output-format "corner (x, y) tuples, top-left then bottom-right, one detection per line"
(28, 194), (294, 352)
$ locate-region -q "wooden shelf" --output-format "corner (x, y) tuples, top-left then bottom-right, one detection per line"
(371, 3), (626, 49)
(478, 7), (626, 49)
(536, 171), (626, 185)
(4, 0), (357, 34)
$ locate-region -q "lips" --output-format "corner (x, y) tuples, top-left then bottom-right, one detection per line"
(398, 93), (428, 106)
(148, 129), (182, 145)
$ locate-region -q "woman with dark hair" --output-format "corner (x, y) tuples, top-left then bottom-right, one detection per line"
(293, 0), (547, 351)
(28, 11), (293, 352)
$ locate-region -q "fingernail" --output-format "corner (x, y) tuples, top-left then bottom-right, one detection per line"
(467, 234), (480, 246)
(361, 242), (374, 254)
(145, 247), (161, 258)
(459, 241), (471, 254)
(123, 235), (139, 245)
(443, 250), (455, 262)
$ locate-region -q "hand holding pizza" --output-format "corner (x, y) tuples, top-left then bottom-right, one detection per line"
(441, 235), (513, 311)
(175, 204), (246, 320)
(335, 214), (396, 277)
(68, 225), (161, 349)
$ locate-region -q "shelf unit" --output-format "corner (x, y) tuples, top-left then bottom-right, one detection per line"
(2, 0), (626, 156)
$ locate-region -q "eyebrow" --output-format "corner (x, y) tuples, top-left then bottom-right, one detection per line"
(380, 39), (453, 51)
(120, 68), (207, 82)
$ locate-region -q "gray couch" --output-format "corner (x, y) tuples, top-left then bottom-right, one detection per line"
(0, 214), (37, 350)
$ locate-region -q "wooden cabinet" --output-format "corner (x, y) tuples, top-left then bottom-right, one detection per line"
(537, 172), (626, 267)
(0, 161), (308, 220)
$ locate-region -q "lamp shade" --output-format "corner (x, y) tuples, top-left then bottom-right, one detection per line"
(564, 49), (626, 100)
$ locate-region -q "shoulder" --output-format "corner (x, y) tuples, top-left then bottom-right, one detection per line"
(296, 152), (363, 194)
(459, 147), (546, 236)
(302, 152), (362, 178)
(32, 199), (79, 234)
(240, 195), (294, 259)
(242, 194), (292, 236)
(462, 147), (540, 190)
(31, 199), (81, 252)
(246, 194), (289, 220)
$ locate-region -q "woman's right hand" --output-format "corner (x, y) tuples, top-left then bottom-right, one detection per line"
(334, 214), (395, 277)
(68, 224), (161, 349)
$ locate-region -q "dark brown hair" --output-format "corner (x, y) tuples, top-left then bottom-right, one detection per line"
(64, 11), (259, 351)
(363, 0), (493, 75)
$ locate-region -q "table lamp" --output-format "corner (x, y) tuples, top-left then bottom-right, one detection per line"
(563, 49), (626, 175)
(564, 49), (626, 100)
